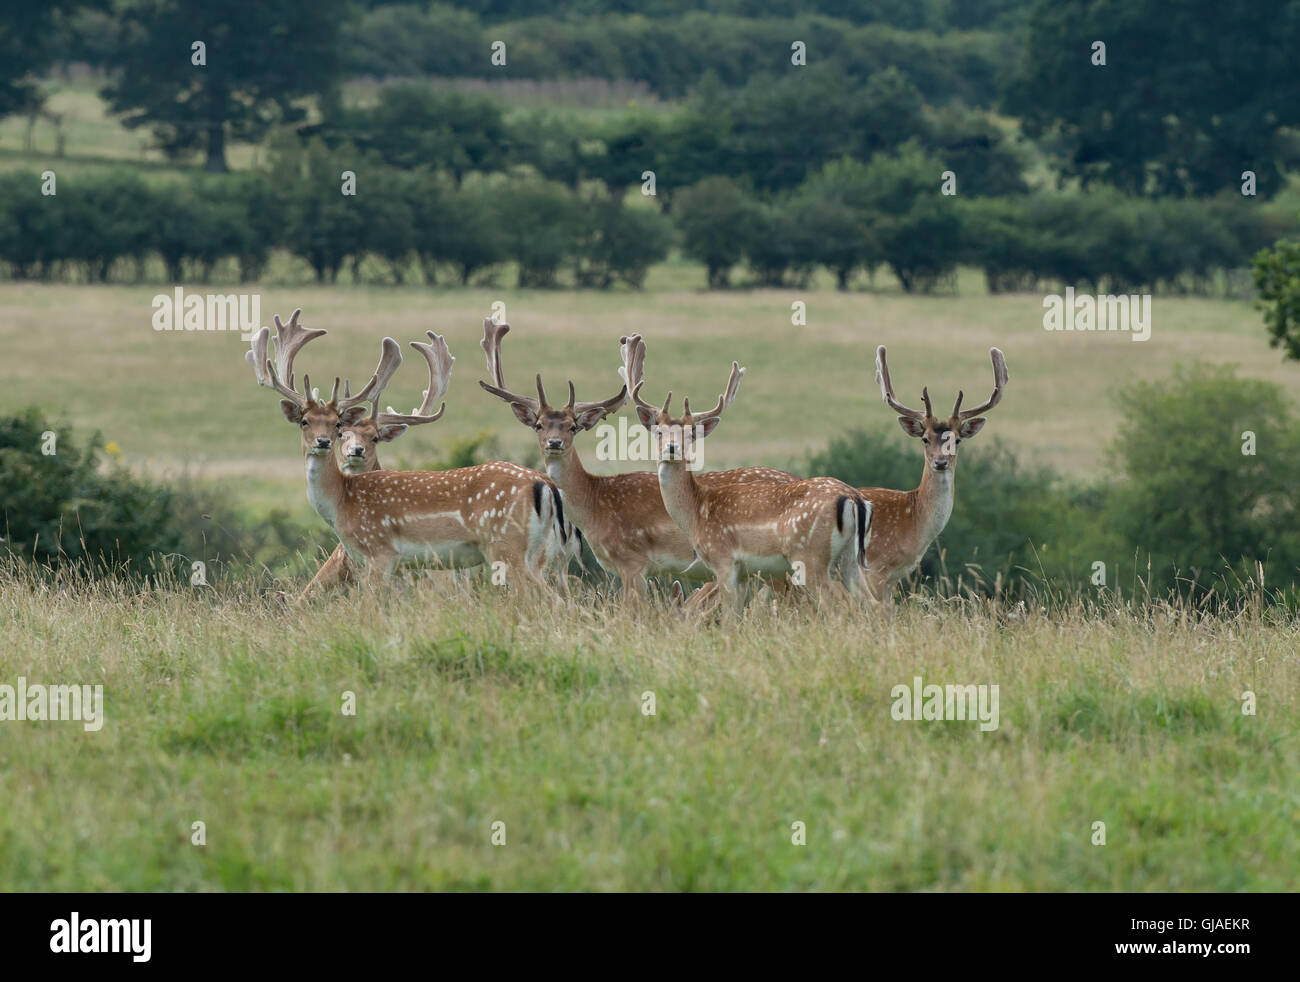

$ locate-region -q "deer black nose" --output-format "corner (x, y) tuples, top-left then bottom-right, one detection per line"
(315, 437), (332, 449)
(546, 438), (564, 450)
(347, 445), (365, 456)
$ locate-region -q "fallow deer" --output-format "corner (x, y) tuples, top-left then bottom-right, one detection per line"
(476, 318), (797, 599)
(246, 309), (568, 591)
(861, 346), (1008, 600)
(632, 363), (872, 608)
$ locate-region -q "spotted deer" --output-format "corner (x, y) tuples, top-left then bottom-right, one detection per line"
(477, 318), (797, 599)
(246, 309), (569, 591)
(631, 362), (872, 608)
(860, 346), (1008, 600)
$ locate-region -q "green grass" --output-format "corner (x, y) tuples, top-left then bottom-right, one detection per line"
(0, 274), (1288, 522)
(4, 73), (1298, 892)
(0, 570), (1294, 891)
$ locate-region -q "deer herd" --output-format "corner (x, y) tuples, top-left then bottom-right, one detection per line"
(246, 309), (1008, 614)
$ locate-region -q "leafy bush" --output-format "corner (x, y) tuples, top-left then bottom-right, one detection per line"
(573, 195), (674, 289)
(1107, 364), (1300, 594)
(674, 177), (757, 287)
(1254, 231), (1300, 359)
(495, 177), (584, 288)
(0, 409), (184, 574)
(0, 409), (331, 580)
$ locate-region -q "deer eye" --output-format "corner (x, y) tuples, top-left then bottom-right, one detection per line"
(570, 425), (578, 433)
(921, 436), (929, 444)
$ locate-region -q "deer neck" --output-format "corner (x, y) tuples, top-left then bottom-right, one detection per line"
(546, 445), (600, 525)
(656, 458), (703, 538)
(305, 449), (348, 531)
(913, 462), (956, 548)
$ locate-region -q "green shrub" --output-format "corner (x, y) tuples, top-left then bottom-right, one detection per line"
(1107, 363), (1300, 595)
(674, 176), (758, 287)
(0, 409), (183, 574)
(573, 194), (674, 289)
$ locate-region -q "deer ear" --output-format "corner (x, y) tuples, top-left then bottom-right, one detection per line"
(898, 416), (926, 438)
(698, 417), (722, 438)
(338, 406), (368, 426)
(281, 400), (304, 424)
(574, 407), (607, 431)
(377, 424), (408, 442)
(635, 405), (656, 429)
(958, 417), (987, 440)
(510, 402), (538, 427)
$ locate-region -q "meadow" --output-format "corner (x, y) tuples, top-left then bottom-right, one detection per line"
(2, 75), (1297, 893)
(1, 566), (1296, 891)
(2, 276), (1298, 891)
(0, 275), (1286, 518)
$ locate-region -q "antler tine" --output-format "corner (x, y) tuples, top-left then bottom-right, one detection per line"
(246, 327), (271, 386)
(874, 346), (925, 419)
(617, 334), (646, 394)
(272, 308), (326, 394)
(376, 331), (455, 427)
(339, 336), (403, 414)
(630, 378), (656, 411)
(956, 347), (1009, 419)
(266, 357), (307, 407)
(535, 374), (551, 411)
(574, 334), (639, 417)
(477, 317), (541, 413)
(688, 361), (744, 422)
(921, 386), (933, 418)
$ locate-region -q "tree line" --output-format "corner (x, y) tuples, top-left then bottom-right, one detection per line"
(0, 142), (1286, 293)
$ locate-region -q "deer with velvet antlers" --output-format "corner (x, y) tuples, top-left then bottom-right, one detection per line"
(631, 361), (872, 608)
(246, 309), (571, 591)
(477, 318), (797, 600)
(861, 345), (1008, 601)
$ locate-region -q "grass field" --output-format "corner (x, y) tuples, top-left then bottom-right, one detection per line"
(1, 568), (1295, 891)
(0, 276), (1289, 521)
(4, 75), (1298, 893)
(3, 280), (1298, 891)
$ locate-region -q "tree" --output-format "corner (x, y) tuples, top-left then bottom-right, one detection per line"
(0, 2), (101, 119)
(673, 177), (758, 288)
(859, 143), (963, 292)
(1254, 233), (1300, 360)
(1005, 0), (1300, 198)
(1109, 364), (1300, 593)
(100, 0), (351, 171)
(326, 84), (506, 181)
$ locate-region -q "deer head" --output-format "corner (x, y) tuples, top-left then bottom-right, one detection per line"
(337, 331), (453, 473)
(478, 317), (638, 460)
(246, 308), (411, 462)
(632, 360), (744, 469)
(874, 346), (1008, 473)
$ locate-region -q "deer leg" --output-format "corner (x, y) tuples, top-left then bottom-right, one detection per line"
(298, 543), (353, 602)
